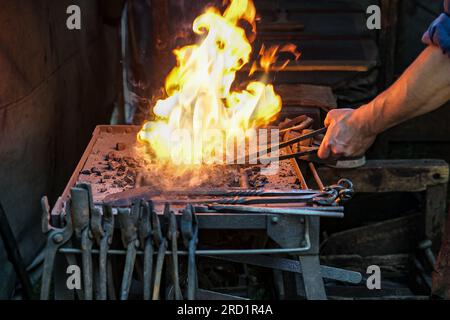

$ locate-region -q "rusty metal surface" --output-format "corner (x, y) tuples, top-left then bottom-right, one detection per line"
(51, 124), (343, 211)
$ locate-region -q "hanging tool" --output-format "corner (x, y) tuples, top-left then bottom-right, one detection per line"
(71, 183), (95, 300)
(165, 204), (183, 300)
(98, 205), (115, 300)
(324, 179), (354, 204)
(117, 201), (139, 300)
(139, 200), (154, 300)
(90, 206), (104, 300)
(181, 204), (199, 300)
(40, 198), (73, 300)
(152, 205), (168, 300)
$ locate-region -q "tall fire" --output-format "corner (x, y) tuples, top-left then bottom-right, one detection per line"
(138, 0), (290, 166)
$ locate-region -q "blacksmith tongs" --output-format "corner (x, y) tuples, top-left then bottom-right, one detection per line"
(71, 183), (95, 300)
(165, 204), (183, 300)
(237, 127), (327, 164)
(151, 205), (168, 300)
(117, 201), (139, 300)
(139, 200), (154, 300)
(181, 204), (199, 300)
(96, 205), (116, 300)
(40, 197), (73, 300)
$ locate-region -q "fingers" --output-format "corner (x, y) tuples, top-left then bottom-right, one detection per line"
(318, 138), (330, 159)
(318, 131), (342, 160)
(323, 109), (341, 128)
(319, 112), (337, 159)
(320, 108), (362, 160)
(318, 124), (345, 160)
(324, 108), (354, 127)
(323, 112), (332, 128)
(318, 139), (344, 160)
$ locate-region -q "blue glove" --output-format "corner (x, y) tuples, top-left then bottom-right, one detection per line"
(422, 0), (450, 56)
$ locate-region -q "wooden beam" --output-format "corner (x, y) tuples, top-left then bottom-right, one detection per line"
(317, 159), (449, 193)
(242, 60), (373, 73)
(318, 159), (449, 248)
(378, 0), (401, 89)
(425, 184), (448, 251)
(275, 84), (337, 109)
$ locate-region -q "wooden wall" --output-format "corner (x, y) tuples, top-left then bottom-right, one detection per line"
(0, 0), (120, 297)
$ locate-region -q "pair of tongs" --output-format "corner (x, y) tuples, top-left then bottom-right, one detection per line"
(239, 127), (327, 164)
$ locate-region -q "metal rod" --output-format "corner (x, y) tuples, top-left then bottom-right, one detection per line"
(309, 162), (325, 191)
(279, 122), (313, 134)
(101, 187), (331, 206)
(207, 189), (324, 197)
(60, 246), (312, 256)
(283, 130), (308, 189)
(150, 194), (333, 206)
(239, 168), (250, 189)
(207, 255), (362, 284)
(206, 205), (344, 218)
(275, 128), (326, 150)
(197, 205), (344, 212)
(278, 115), (310, 130)
(263, 148), (318, 163)
(59, 245), (312, 256)
(236, 127), (326, 163)
(120, 243), (137, 300)
(60, 219), (311, 256)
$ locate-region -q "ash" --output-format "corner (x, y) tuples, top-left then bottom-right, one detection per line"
(77, 130), (301, 203)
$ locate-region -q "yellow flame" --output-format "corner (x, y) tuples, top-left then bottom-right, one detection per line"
(249, 43), (302, 76)
(138, 0), (282, 166)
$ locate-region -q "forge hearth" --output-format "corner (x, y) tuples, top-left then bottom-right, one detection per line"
(40, 124), (359, 300)
(75, 125), (299, 203)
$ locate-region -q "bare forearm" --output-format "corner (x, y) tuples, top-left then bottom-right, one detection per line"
(353, 46), (450, 136)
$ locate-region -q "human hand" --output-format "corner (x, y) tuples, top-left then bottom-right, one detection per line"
(318, 108), (376, 159)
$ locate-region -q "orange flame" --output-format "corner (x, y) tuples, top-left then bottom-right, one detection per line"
(138, 0), (283, 166)
(249, 43), (302, 76)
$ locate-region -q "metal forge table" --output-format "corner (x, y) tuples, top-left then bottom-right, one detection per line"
(40, 125), (362, 300)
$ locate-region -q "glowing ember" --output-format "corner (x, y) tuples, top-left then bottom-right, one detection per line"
(138, 0), (294, 166)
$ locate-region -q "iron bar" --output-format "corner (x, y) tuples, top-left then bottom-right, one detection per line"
(235, 127), (326, 164)
(309, 162), (325, 191)
(283, 130), (309, 189)
(205, 205), (343, 218)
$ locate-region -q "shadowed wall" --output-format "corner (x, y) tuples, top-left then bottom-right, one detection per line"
(0, 0), (120, 298)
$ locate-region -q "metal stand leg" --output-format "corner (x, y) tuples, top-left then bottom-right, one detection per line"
(298, 255), (327, 300)
(273, 270), (286, 299)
